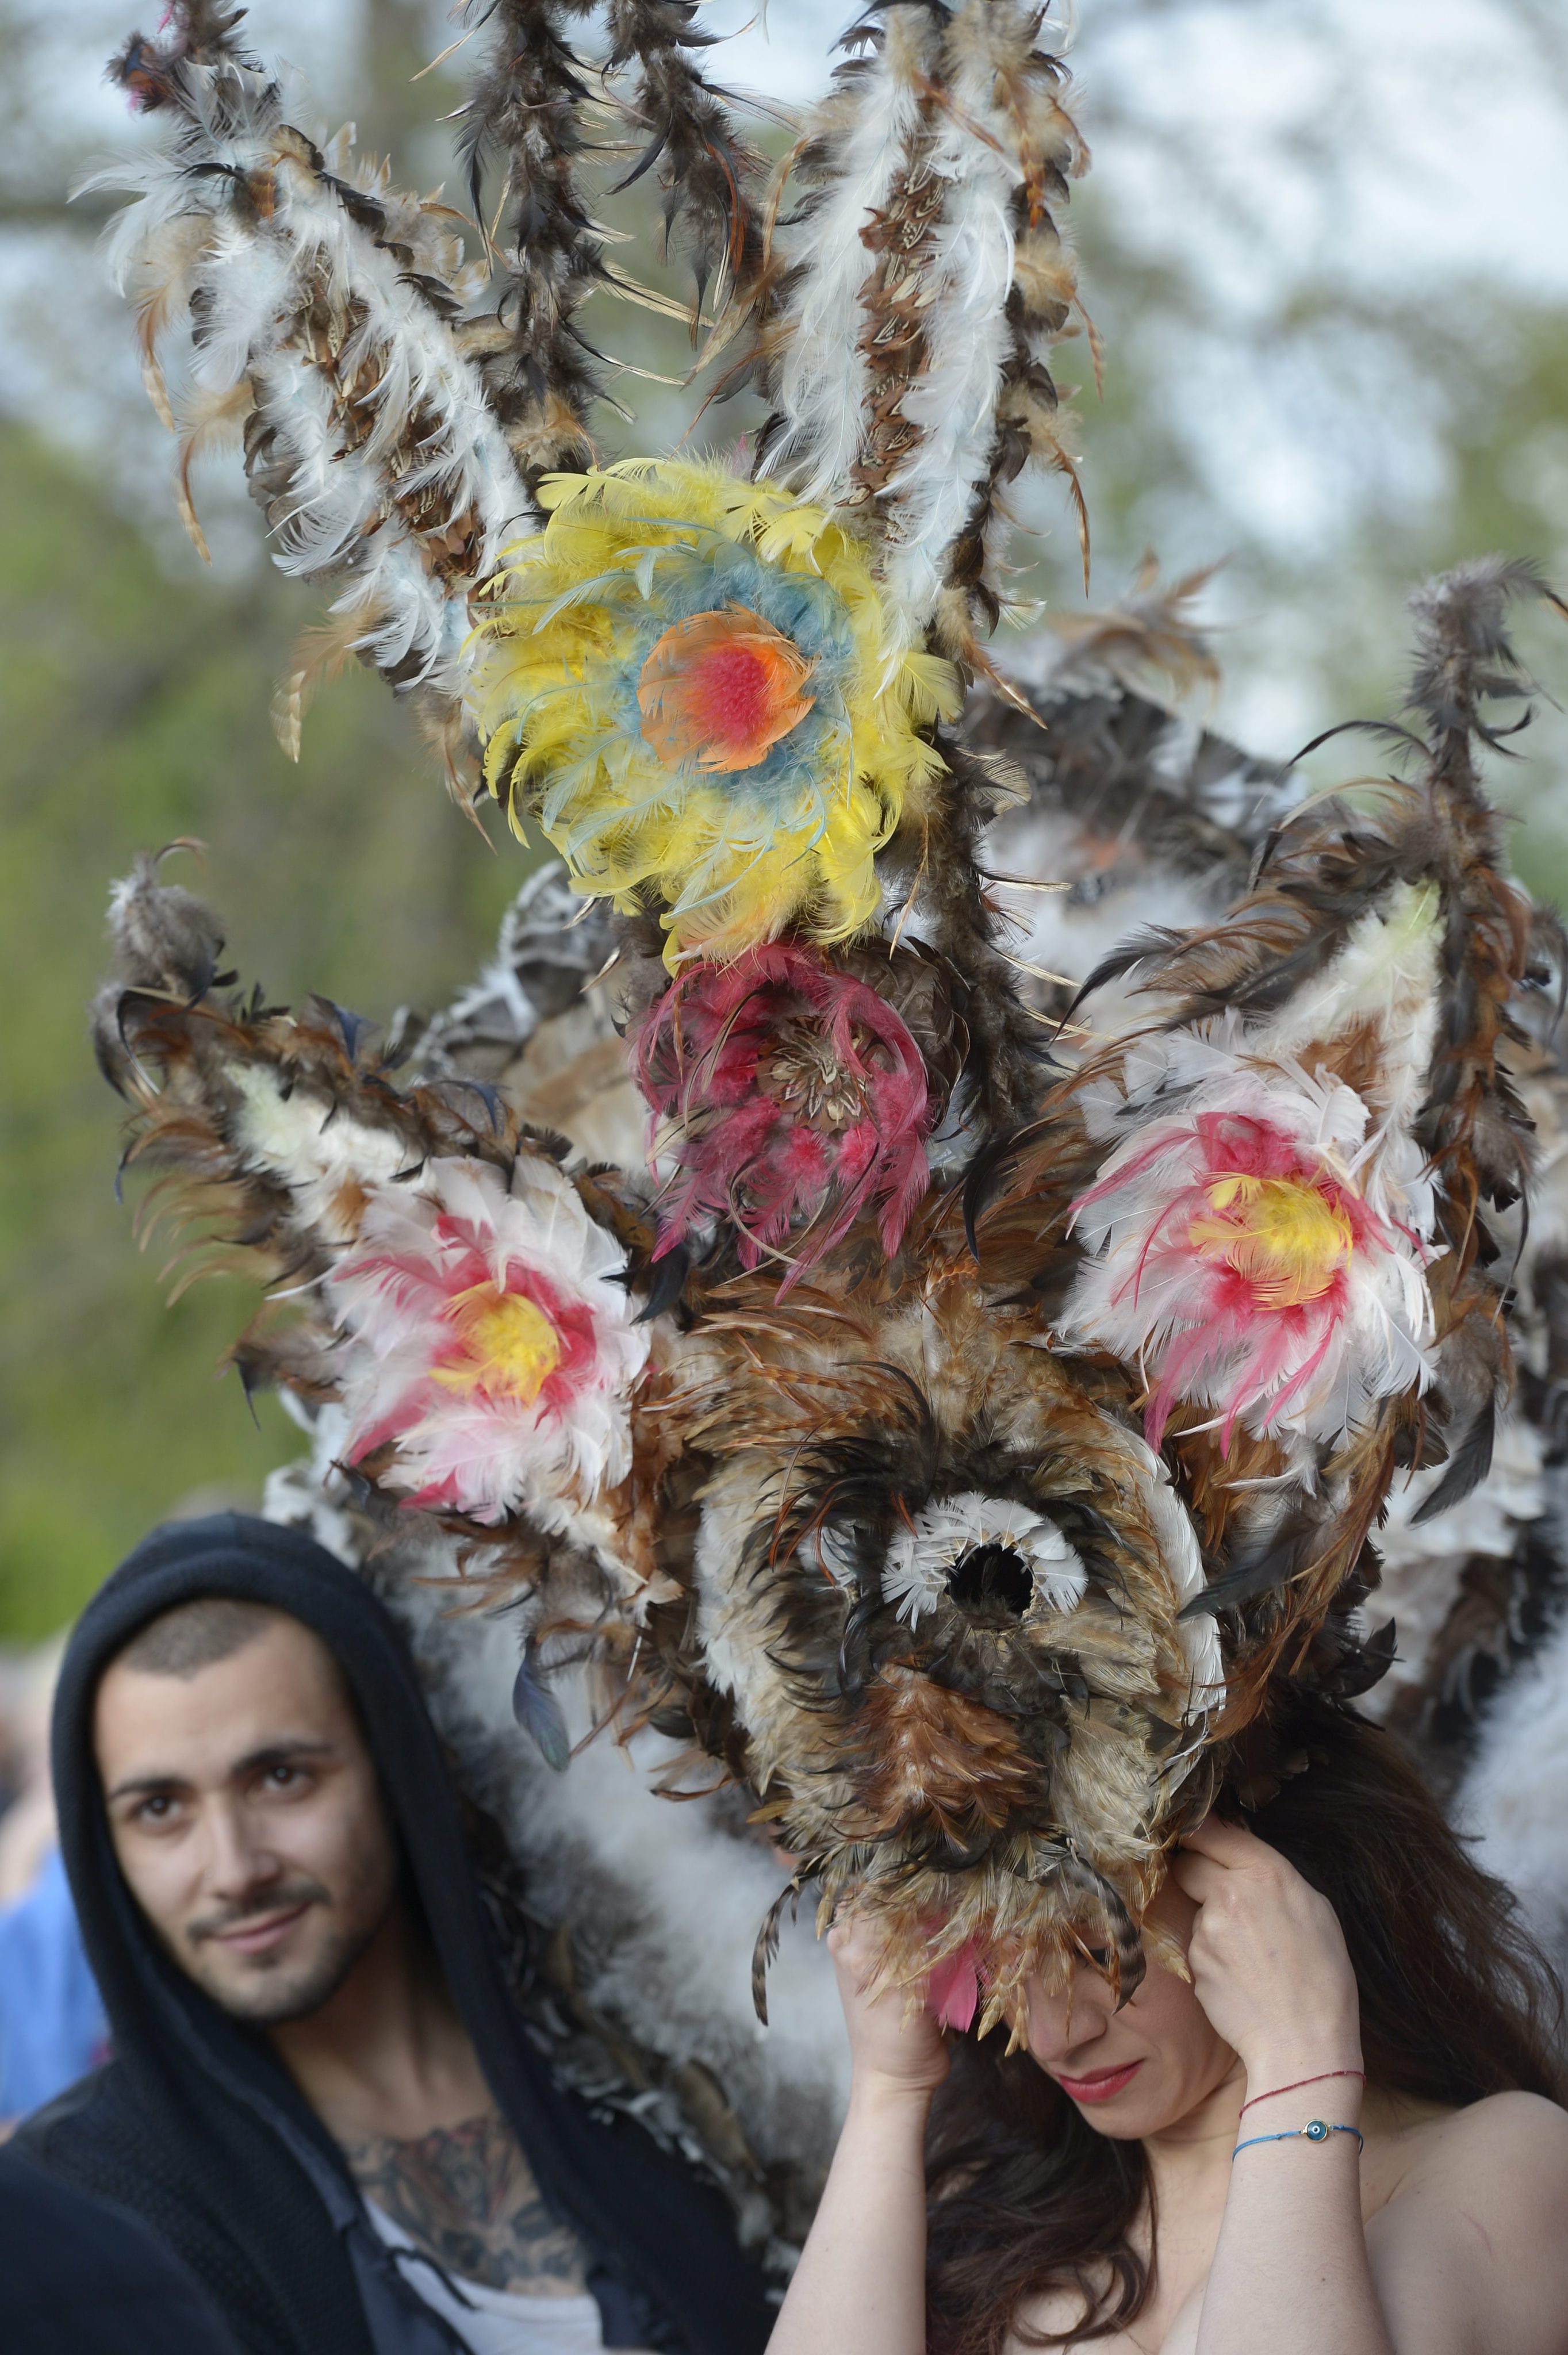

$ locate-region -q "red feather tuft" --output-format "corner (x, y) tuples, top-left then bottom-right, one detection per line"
(631, 942), (935, 1288)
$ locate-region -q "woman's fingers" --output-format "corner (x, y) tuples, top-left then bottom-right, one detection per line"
(826, 1915), (952, 2091)
(1170, 1847), (1227, 1903)
(827, 1918), (905, 2013)
(1176, 1816), (1293, 1906)
(1178, 1812), (1264, 1863)
(827, 1917), (887, 1974)
(1167, 1820), (1362, 2074)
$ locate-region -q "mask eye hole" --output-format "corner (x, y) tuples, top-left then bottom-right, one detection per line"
(947, 1543), (1034, 1622)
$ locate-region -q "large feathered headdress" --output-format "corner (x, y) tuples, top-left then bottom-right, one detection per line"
(87, 0), (1564, 2056)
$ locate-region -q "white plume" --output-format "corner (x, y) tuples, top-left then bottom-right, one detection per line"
(879, 9), (1019, 624)
(762, 13), (936, 506)
(881, 1491), (1088, 1624)
(84, 58), (526, 712)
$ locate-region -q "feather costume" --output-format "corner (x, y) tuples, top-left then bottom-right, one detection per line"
(90, 6), (527, 782)
(754, 1), (1090, 661)
(85, 0), (1568, 2157)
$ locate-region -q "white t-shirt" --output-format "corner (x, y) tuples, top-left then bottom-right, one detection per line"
(365, 2199), (650, 2355)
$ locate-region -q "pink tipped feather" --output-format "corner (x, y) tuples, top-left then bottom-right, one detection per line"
(631, 942), (935, 1289)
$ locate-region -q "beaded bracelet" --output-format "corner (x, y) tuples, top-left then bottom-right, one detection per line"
(1233, 2119), (1365, 2162)
(1239, 2068), (1366, 2115)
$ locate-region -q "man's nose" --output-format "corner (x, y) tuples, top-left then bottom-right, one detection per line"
(199, 1797), (282, 1899)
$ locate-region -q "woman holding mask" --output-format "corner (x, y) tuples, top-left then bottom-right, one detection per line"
(766, 1702), (1568, 2354)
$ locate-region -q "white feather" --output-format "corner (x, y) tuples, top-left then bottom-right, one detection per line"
(879, 50), (1017, 624)
(89, 57), (526, 702)
(880, 1491), (1087, 1624)
(1457, 1568), (1568, 1966)
(227, 1062), (411, 1245)
(765, 17), (934, 506)
(1360, 1413), (1547, 1720)
(1254, 878), (1444, 1176)
(1128, 1437), (1227, 1713)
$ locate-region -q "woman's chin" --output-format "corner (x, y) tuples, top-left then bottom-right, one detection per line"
(1053, 2063), (1190, 2139)
(1068, 2090), (1162, 2138)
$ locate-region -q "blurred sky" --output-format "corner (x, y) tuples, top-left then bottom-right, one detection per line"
(733, 0), (1568, 306)
(20, 0), (1568, 285)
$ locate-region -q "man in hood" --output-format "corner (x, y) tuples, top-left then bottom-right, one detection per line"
(14, 1513), (775, 2355)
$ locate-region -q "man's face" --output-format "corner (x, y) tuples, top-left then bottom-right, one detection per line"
(94, 1611), (398, 2024)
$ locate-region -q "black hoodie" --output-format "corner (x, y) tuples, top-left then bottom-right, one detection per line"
(16, 1513), (774, 2355)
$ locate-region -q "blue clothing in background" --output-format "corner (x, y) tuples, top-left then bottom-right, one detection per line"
(0, 1846), (108, 2115)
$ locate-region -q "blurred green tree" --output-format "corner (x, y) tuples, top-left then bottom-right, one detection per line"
(0, 419), (525, 1633)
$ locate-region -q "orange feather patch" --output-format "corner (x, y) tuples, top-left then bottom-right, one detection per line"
(637, 605), (816, 774)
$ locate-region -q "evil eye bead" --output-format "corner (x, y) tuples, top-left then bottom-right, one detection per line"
(1304, 2119), (1329, 2142)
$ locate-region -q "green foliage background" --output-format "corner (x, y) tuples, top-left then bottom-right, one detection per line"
(0, 425), (524, 1633)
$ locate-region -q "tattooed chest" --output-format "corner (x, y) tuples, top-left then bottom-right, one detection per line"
(343, 2108), (592, 2296)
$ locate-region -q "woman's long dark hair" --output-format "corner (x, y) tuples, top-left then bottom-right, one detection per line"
(924, 1696), (1566, 2353)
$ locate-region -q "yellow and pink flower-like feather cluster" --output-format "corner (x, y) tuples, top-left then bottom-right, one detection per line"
(325, 1156), (649, 1548)
(475, 459), (961, 967)
(1064, 1041), (1436, 1451)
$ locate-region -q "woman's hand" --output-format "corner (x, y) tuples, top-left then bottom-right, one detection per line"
(768, 1918), (944, 2355)
(1171, 1815), (1362, 2082)
(827, 1916), (951, 2098)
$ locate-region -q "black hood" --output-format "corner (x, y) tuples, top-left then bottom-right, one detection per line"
(29, 1512), (772, 2355)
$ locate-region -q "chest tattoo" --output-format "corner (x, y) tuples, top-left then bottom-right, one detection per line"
(343, 2109), (592, 2297)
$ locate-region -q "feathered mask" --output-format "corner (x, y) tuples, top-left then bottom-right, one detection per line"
(88, 0), (1563, 2041)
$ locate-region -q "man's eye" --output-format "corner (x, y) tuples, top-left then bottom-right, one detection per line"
(136, 1796), (175, 1823)
(264, 1763), (301, 1789)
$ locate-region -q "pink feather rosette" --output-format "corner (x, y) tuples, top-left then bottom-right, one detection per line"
(325, 1156), (650, 1529)
(630, 943), (937, 1289)
(1062, 1050), (1436, 1452)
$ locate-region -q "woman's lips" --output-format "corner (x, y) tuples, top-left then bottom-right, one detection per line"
(1056, 2059), (1143, 2104)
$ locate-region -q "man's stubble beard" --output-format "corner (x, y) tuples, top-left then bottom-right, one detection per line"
(183, 1899), (388, 2024)
(178, 1842), (398, 2025)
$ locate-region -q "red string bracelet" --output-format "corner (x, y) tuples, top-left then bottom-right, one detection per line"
(1239, 2068), (1366, 2115)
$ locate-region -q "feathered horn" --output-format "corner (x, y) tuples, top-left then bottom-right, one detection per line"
(756, 0), (1089, 661)
(85, 5), (528, 775)
(601, 1), (766, 332)
(94, 850), (677, 1601)
(752, 5), (938, 509)
(973, 558), (1562, 1728)
(1404, 558), (1567, 1256)
(451, 1), (607, 489)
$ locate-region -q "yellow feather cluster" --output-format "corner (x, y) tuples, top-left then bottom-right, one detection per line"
(474, 459), (961, 965)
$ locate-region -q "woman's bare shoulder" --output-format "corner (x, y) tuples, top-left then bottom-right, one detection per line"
(1402, 2089), (1568, 2177)
(1372, 2093), (1568, 2348)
